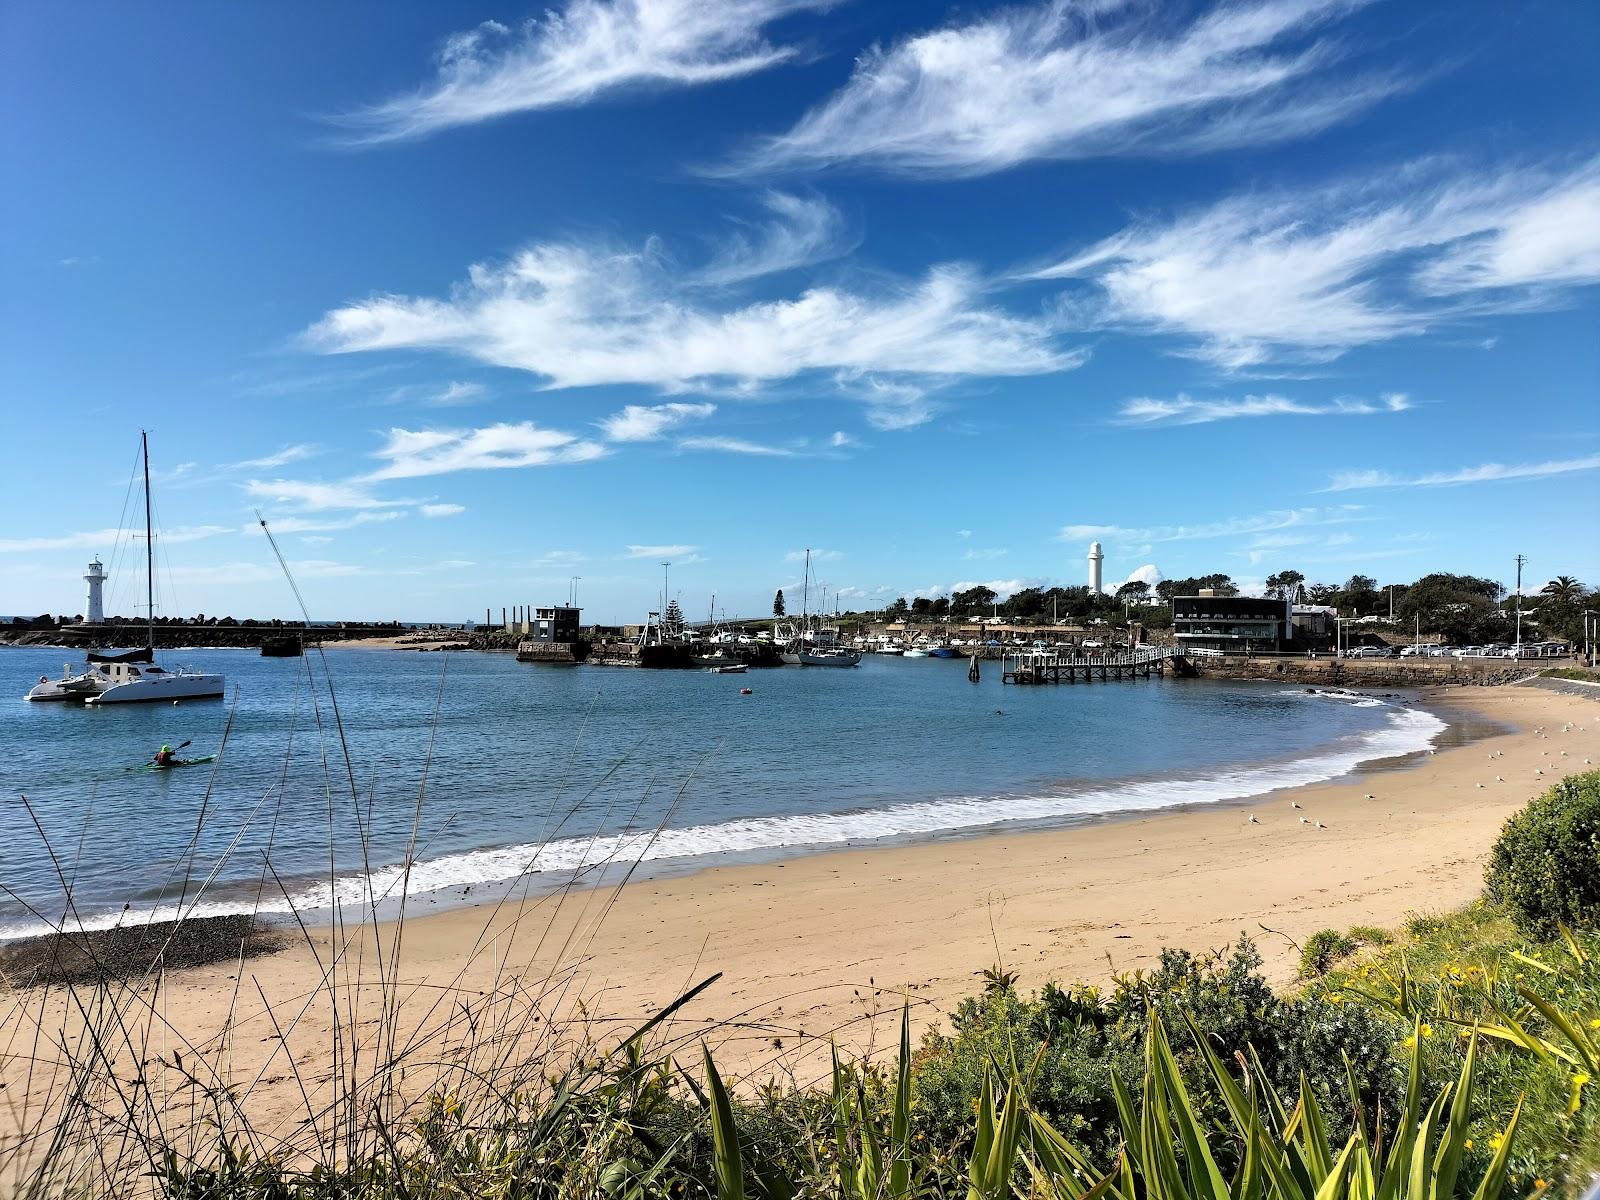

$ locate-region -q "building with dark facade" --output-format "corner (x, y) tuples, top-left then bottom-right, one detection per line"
(529, 605), (582, 644)
(1172, 593), (1292, 654)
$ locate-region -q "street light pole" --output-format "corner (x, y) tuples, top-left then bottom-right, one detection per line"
(1513, 553), (1527, 650)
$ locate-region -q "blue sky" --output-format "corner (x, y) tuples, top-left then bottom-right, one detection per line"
(2, 0), (1597, 624)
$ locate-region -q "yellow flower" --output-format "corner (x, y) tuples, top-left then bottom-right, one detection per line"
(1421, 1023), (1434, 1038)
(1464, 1139), (1474, 1150)
(1489, 1134), (1504, 1152)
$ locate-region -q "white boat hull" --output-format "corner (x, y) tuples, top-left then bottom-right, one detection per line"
(25, 671), (109, 702)
(88, 671), (225, 704)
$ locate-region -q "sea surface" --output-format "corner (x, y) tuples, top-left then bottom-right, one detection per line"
(0, 646), (1450, 940)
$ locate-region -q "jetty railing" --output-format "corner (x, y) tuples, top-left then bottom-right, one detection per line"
(1001, 644), (1181, 684)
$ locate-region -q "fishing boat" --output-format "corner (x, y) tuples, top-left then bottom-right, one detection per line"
(86, 432), (225, 705)
(929, 645), (959, 659)
(708, 662), (748, 674)
(903, 648), (930, 659)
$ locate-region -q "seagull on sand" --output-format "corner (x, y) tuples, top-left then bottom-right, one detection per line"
(1247, 814), (1260, 825)
(1315, 820), (1328, 829)
(1291, 801), (1302, 809)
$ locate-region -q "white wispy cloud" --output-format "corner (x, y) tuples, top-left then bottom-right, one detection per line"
(367, 422), (607, 480)
(227, 443), (322, 470)
(250, 511), (406, 534)
(1117, 392), (1411, 426)
(727, 0), (1390, 177)
(306, 241), (1079, 396)
(0, 526), (231, 554)
(835, 375), (945, 430)
(429, 381), (487, 406)
(677, 435), (797, 456)
(420, 503), (467, 517)
(1059, 505), (1367, 545)
(331, 0), (830, 144)
(245, 479), (410, 511)
(785, 548), (843, 562)
(1323, 453), (1600, 492)
(600, 401), (717, 441)
(624, 543), (698, 559)
(695, 192), (855, 285)
(828, 430), (859, 448)
(964, 547), (1009, 560)
(1036, 157), (1600, 368)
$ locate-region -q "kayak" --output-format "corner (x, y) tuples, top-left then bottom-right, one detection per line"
(131, 754), (218, 771)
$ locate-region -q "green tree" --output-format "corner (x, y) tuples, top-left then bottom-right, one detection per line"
(1543, 575), (1583, 603)
(1395, 573), (1502, 643)
(1341, 574), (1379, 614)
(952, 585), (998, 613)
(929, 596), (950, 617)
(1116, 580), (1152, 602)
(885, 597), (909, 621)
(910, 596), (933, 618)
(772, 589), (785, 617)
(1265, 570), (1305, 601)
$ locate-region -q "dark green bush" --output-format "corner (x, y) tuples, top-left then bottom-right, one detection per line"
(1485, 770), (1600, 935)
(1300, 929), (1356, 976)
(910, 937), (1403, 1178)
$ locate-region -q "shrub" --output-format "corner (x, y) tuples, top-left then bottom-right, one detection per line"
(911, 936), (1404, 1180)
(1301, 929), (1357, 976)
(1347, 924), (1394, 947)
(1485, 770), (1600, 935)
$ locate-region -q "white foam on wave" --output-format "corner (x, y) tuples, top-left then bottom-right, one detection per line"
(0, 697), (1446, 942)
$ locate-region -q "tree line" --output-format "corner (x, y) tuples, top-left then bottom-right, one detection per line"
(825, 570), (1594, 645)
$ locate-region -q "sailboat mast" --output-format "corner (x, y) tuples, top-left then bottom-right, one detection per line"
(802, 549), (810, 629)
(142, 430), (154, 651)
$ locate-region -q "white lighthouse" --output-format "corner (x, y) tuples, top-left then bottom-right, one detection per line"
(1087, 541), (1104, 595)
(84, 557), (106, 624)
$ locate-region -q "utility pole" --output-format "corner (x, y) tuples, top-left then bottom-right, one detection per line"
(1514, 554), (1528, 649)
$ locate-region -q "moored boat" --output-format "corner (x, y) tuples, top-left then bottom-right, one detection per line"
(25, 662), (111, 702)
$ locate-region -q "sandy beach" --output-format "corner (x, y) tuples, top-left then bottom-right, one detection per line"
(4, 680), (1598, 1157)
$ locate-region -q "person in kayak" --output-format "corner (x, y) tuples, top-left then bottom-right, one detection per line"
(153, 744), (177, 767)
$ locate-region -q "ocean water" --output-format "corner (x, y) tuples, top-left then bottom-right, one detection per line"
(0, 646), (1446, 939)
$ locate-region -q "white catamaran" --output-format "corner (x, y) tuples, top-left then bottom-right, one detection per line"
(40, 432), (226, 705)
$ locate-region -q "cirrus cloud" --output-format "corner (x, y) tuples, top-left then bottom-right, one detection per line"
(331, 0), (833, 145)
(727, 0), (1395, 177)
(367, 422), (607, 480)
(1035, 157), (1600, 369)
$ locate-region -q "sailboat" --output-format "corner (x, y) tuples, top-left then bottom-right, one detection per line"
(25, 661), (111, 702)
(85, 432), (225, 704)
(778, 550), (861, 667)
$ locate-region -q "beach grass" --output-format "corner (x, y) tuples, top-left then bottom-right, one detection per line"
(2, 606), (1596, 1197)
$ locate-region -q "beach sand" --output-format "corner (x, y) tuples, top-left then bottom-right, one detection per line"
(3, 680), (1597, 1162)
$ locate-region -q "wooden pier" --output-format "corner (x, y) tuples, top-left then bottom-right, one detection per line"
(1001, 645), (1186, 684)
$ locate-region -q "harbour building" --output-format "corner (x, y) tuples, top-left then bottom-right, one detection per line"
(1172, 592), (1293, 654)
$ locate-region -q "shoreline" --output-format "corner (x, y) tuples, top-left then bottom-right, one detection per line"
(3, 681), (1596, 1147)
(1, 681), (1468, 943)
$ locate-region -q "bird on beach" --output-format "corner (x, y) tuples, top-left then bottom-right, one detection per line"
(1300, 816), (1310, 825)
(1365, 793), (1375, 800)
(1247, 814), (1260, 824)
(1291, 801), (1302, 809)
(1316, 820), (1328, 829)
